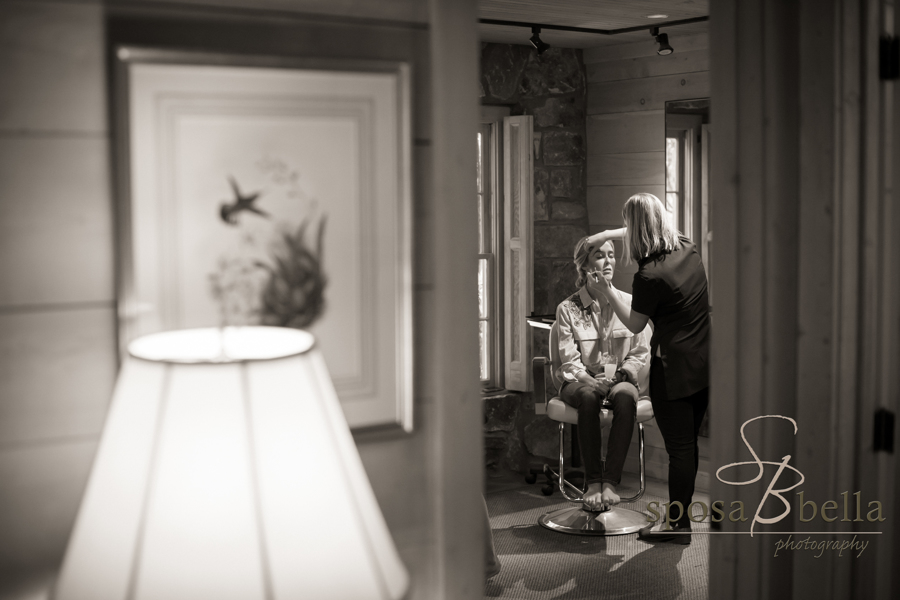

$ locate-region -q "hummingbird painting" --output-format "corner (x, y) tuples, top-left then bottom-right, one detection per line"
(219, 176), (271, 225)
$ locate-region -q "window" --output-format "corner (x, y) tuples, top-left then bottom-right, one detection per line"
(665, 133), (683, 229)
(478, 108), (533, 392)
(666, 106), (712, 304)
(477, 119), (501, 388)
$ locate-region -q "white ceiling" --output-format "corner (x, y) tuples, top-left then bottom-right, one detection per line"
(478, 0), (709, 49)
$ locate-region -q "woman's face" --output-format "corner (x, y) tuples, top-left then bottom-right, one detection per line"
(587, 241), (616, 281)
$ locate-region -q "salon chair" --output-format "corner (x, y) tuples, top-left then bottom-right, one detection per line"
(531, 321), (654, 536)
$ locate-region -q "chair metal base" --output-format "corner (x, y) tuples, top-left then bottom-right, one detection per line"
(536, 420), (650, 536)
(538, 505), (649, 536)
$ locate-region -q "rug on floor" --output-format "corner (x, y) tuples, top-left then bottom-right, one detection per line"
(485, 485), (709, 600)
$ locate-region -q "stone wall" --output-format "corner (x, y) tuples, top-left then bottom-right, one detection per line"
(480, 43), (589, 477)
(480, 42), (589, 316)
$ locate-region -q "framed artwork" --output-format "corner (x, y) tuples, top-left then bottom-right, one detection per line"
(114, 47), (413, 432)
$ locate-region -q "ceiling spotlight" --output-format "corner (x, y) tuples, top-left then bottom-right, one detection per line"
(650, 27), (674, 55)
(656, 33), (674, 55)
(530, 26), (551, 55)
(646, 14), (669, 19)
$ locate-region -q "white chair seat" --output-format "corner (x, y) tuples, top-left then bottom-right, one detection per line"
(546, 397), (654, 427)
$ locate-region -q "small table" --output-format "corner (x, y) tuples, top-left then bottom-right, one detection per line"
(526, 313), (555, 330)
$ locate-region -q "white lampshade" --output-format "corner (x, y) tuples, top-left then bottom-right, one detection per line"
(53, 327), (409, 600)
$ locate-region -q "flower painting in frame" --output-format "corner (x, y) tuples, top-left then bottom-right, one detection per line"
(115, 48), (412, 432)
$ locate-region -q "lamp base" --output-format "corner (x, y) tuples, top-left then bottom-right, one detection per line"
(538, 506), (649, 536)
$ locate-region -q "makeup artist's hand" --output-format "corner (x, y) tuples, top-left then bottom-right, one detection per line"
(586, 270), (614, 297)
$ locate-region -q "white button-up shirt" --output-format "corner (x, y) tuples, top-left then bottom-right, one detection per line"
(555, 286), (651, 398)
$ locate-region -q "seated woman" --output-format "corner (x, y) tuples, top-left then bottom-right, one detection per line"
(556, 237), (651, 512)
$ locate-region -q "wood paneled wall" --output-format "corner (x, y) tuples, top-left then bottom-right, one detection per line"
(584, 33), (711, 489)
(0, 1), (484, 599)
(583, 32), (709, 295)
(0, 3), (117, 595)
(708, 0), (899, 598)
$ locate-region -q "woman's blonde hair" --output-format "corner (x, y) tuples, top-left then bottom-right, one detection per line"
(572, 237), (591, 288)
(622, 193), (680, 263)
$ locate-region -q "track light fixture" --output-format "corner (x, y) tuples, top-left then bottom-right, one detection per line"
(530, 26), (551, 55)
(479, 16), (708, 37)
(651, 27), (674, 55)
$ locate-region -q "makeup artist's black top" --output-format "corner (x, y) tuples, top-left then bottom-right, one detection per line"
(631, 236), (710, 400)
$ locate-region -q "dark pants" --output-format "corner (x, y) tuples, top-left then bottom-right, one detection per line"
(560, 381), (638, 486)
(650, 384), (709, 527)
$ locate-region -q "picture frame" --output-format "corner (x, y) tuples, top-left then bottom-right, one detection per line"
(114, 47), (413, 433)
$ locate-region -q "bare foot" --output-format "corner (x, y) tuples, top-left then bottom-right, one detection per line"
(601, 483), (620, 510)
(582, 483), (604, 511)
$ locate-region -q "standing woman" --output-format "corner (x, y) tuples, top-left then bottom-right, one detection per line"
(585, 193), (710, 544)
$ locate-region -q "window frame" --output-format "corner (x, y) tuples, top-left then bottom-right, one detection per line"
(666, 114), (703, 243)
(479, 106), (509, 391)
(667, 113), (712, 306)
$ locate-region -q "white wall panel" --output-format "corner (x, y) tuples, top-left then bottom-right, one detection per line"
(0, 308), (116, 445)
(0, 1), (106, 134)
(0, 137), (113, 307)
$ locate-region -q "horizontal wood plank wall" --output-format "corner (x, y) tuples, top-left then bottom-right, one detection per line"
(584, 33), (710, 484)
(584, 32), (709, 295)
(0, 3), (117, 596)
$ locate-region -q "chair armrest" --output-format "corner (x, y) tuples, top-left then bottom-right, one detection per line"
(532, 357), (550, 406)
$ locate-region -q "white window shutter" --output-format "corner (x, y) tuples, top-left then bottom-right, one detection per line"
(503, 115), (533, 391)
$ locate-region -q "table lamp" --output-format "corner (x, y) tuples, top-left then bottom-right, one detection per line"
(52, 326), (409, 600)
